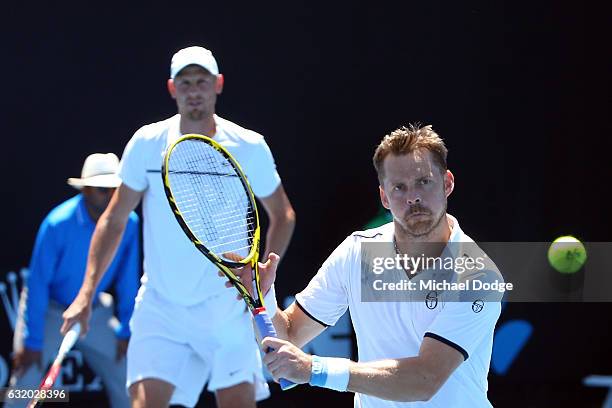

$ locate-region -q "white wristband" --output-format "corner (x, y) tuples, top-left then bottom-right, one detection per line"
(310, 355), (351, 392)
(262, 284), (278, 317)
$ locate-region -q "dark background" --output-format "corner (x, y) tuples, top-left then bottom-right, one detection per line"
(1, 1), (611, 407)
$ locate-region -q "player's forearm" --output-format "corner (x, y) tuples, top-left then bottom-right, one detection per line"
(271, 303), (324, 348)
(263, 208), (295, 260)
(347, 357), (441, 402)
(271, 308), (310, 347)
(271, 308), (292, 341)
(79, 214), (127, 301)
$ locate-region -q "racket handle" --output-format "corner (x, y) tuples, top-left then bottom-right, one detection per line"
(59, 322), (81, 356)
(253, 309), (296, 390)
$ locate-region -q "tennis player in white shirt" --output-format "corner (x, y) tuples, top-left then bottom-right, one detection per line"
(239, 124), (503, 407)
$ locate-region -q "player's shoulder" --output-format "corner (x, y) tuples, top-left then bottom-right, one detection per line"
(448, 217), (505, 302)
(455, 244), (504, 302)
(322, 223), (392, 267)
(456, 230), (504, 284)
(349, 222), (393, 243)
(456, 257), (504, 286)
(132, 115), (177, 141)
(216, 115), (266, 145)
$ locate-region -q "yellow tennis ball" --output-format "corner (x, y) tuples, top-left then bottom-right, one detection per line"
(547, 236), (587, 274)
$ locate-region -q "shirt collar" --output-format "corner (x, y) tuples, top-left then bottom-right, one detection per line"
(172, 114), (221, 140)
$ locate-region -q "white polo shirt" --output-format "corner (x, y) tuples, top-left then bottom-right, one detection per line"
(296, 215), (502, 408)
(118, 114), (281, 306)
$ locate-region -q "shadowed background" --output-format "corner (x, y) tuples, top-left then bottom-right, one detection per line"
(1, 1), (610, 407)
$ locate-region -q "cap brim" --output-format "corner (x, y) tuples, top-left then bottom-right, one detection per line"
(67, 174), (122, 190)
(171, 63), (218, 78)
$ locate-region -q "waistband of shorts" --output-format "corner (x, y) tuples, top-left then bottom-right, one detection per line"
(144, 283), (232, 308)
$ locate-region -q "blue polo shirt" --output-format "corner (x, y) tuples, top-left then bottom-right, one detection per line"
(24, 194), (140, 350)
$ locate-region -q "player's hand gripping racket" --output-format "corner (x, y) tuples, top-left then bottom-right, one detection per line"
(162, 134), (295, 390)
(26, 323), (80, 408)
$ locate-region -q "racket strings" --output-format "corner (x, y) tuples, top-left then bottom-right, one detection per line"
(167, 139), (256, 261)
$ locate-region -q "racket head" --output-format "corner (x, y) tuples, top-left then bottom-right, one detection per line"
(162, 134), (264, 307)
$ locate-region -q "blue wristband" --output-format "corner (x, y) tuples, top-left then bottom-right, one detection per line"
(309, 355), (350, 391)
(310, 355), (328, 387)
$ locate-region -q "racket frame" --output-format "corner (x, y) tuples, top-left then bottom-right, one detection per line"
(26, 323), (81, 407)
(162, 133), (296, 390)
(162, 134), (264, 310)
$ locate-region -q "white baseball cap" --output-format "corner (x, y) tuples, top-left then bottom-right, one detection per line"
(170, 46), (219, 79)
(67, 153), (122, 189)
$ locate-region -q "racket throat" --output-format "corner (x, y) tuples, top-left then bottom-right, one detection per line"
(252, 306), (265, 313)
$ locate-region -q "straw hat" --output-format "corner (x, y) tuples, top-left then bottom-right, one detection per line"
(67, 153), (121, 189)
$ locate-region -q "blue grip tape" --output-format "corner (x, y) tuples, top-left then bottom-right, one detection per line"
(253, 310), (297, 390)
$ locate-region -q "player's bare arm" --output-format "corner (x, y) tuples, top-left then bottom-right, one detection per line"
(271, 302), (326, 346)
(259, 184), (296, 260)
(346, 337), (464, 401)
(61, 183), (143, 335)
(262, 335), (463, 402)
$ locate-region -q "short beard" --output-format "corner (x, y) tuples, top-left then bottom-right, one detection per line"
(397, 202), (447, 239)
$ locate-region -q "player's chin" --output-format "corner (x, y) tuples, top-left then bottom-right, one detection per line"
(404, 219), (434, 236)
(186, 109), (207, 121)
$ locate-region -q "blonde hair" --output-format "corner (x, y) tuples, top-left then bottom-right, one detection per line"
(372, 124), (448, 183)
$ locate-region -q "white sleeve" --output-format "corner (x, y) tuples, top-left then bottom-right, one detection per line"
(295, 236), (354, 327)
(118, 130), (148, 192)
(424, 299), (501, 360)
(246, 138), (281, 198)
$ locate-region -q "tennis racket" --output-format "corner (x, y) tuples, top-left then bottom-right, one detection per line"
(162, 134), (295, 390)
(26, 322), (80, 408)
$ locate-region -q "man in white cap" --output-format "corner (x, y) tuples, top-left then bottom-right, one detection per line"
(62, 46), (296, 407)
(6, 153), (140, 408)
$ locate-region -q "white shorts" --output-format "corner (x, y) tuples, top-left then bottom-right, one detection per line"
(127, 285), (269, 407)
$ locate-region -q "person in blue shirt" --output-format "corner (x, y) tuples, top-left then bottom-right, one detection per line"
(6, 153), (139, 408)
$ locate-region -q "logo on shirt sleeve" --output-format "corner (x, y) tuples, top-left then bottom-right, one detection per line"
(472, 299), (484, 313)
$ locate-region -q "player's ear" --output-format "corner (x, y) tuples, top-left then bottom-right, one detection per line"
(379, 185), (390, 209)
(444, 170), (454, 197)
(167, 79), (177, 99)
(215, 74), (224, 94)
